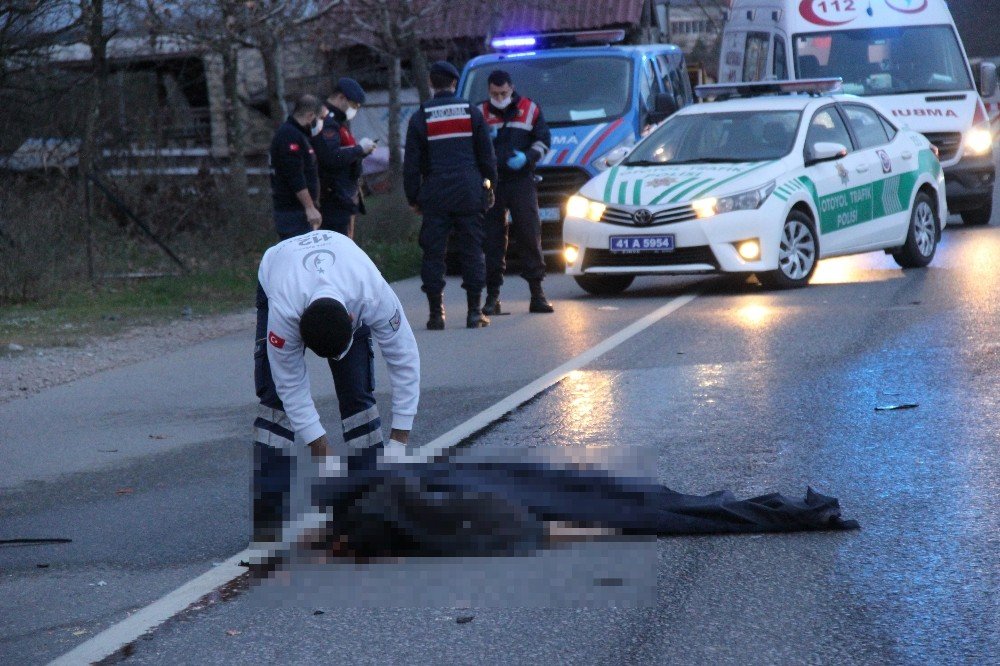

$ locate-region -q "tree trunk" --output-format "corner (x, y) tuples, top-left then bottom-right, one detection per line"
(80, 0), (108, 281)
(259, 31), (287, 124)
(408, 42), (431, 102)
(386, 54), (403, 186)
(222, 43), (249, 207)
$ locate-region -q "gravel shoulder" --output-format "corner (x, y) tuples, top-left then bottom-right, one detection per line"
(0, 309), (255, 404)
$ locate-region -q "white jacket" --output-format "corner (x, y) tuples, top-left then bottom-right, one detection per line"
(258, 230), (420, 443)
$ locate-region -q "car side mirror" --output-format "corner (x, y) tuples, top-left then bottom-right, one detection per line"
(980, 62), (997, 98)
(647, 92), (678, 125)
(806, 141), (849, 166)
(600, 146), (632, 168)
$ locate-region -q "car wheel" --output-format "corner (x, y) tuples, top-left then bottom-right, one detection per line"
(757, 210), (819, 289)
(960, 199), (993, 226)
(574, 274), (634, 295)
(892, 191), (938, 269)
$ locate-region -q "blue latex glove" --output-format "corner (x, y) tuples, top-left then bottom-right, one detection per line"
(489, 125), (498, 140)
(506, 150), (527, 170)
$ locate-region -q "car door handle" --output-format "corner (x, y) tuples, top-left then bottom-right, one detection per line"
(901, 151), (913, 160)
(856, 165), (870, 173)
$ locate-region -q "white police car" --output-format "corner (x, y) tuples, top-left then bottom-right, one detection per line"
(562, 79), (947, 293)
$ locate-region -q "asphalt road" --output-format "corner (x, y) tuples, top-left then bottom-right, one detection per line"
(2, 205), (999, 665)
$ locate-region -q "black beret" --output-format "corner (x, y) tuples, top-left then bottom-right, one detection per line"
(337, 77), (366, 104)
(429, 60), (461, 81)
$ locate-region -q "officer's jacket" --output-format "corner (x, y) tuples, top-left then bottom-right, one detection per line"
(259, 230), (420, 443)
(269, 117), (319, 212)
(311, 107), (366, 214)
(403, 91), (498, 214)
(480, 93), (551, 178)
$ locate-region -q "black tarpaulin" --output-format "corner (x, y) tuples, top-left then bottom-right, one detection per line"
(306, 457), (859, 559)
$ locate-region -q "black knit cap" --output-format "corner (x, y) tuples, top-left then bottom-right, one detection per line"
(300, 297), (352, 358)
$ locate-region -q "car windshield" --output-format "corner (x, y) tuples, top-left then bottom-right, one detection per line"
(793, 25), (974, 96)
(461, 57), (633, 126)
(624, 110), (801, 165)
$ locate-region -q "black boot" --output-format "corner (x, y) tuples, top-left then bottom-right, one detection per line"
(426, 293), (445, 330)
(466, 290), (490, 328)
(483, 288), (503, 316)
(528, 280), (554, 313)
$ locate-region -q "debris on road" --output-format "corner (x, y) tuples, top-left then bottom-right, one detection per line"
(149, 434), (168, 440)
(7, 343), (24, 352)
(0, 538), (72, 547)
(98, 448), (119, 453)
(225, 629), (241, 637)
(875, 403), (919, 412)
(115, 487), (134, 495)
(456, 616), (474, 624)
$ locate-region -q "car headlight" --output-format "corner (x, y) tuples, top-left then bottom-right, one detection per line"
(964, 124), (993, 157)
(566, 195), (606, 222)
(692, 181), (775, 219)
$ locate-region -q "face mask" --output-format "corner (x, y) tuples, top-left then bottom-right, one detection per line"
(345, 106), (358, 121)
(493, 95), (513, 110)
(311, 119), (324, 136)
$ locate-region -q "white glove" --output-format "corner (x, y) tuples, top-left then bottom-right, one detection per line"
(317, 454), (346, 478)
(359, 137), (376, 154)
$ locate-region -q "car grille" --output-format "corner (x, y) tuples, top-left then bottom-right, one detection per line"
(922, 132), (962, 162)
(600, 203), (698, 227)
(535, 167), (591, 209)
(582, 246), (719, 270)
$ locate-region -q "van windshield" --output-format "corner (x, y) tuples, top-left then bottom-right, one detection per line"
(461, 57), (633, 126)
(624, 110), (801, 165)
(793, 25), (973, 96)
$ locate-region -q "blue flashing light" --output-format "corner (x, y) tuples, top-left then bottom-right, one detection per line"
(491, 35), (537, 50)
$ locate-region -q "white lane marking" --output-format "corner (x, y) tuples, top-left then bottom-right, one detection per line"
(48, 289), (699, 664)
(48, 550), (250, 665)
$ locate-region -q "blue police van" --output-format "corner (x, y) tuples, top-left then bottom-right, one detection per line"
(459, 30), (695, 263)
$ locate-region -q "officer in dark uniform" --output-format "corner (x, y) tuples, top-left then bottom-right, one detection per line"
(269, 94), (323, 240)
(404, 61), (498, 330)
(311, 78), (377, 239)
(479, 69), (554, 315)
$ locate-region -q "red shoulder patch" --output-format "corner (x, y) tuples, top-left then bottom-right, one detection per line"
(288, 143), (300, 152)
(339, 126), (357, 147)
(268, 331), (286, 349)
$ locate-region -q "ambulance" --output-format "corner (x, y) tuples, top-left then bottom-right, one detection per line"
(719, 0), (997, 225)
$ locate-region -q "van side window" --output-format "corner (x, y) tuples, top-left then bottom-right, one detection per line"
(773, 37), (787, 80)
(805, 107), (853, 159)
(842, 104), (890, 148)
(640, 58), (657, 113)
(879, 115), (898, 141)
(656, 54), (674, 96)
(743, 32), (769, 81)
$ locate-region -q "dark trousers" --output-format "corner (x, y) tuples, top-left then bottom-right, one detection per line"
(484, 176), (546, 290)
(321, 207), (355, 239)
(273, 209), (312, 240)
(419, 209), (486, 295)
(252, 282), (381, 541)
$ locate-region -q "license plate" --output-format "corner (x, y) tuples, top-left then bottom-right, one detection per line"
(609, 235), (675, 253)
(539, 207), (561, 221)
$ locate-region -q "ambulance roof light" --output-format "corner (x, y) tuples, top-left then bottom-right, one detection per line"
(695, 78), (844, 100)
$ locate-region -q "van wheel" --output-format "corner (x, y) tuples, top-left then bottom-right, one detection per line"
(757, 210), (818, 289)
(961, 199), (992, 226)
(574, 274), (634, 295)
(893, 191), (938, 268)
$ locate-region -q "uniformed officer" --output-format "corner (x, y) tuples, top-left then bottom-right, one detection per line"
(269, 94), (323, 239)
(311, 78), (377, 239)
(479, 70), (554, 315)
(403, 60), (498, 330)
(251, 229), (420, 561)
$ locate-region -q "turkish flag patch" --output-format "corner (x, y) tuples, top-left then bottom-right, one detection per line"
(288, 143), (300, 152)
(268, 331), (285, 348)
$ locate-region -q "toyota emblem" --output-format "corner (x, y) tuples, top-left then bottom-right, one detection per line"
(632, 209), (653, 226)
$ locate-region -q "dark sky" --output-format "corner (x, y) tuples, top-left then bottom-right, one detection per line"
(940, 0), (1000, 57)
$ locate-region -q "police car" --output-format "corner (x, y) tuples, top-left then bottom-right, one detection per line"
(562, 79), (947, 293)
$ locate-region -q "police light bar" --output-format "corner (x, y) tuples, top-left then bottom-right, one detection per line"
(491, 35), (536, 50)
(490, 29), (626, 51)
(695, 78), (844, 100)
